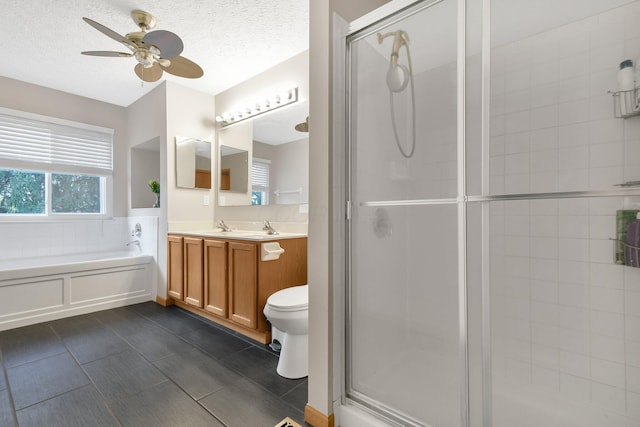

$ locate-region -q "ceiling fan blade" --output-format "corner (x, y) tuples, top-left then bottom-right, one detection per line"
(161, 56), (204, 79)
(81, 51), (132, 57)
(134, 63), (163, 82)
(143, 30), (184, 58)
(83, 17), (137, 50)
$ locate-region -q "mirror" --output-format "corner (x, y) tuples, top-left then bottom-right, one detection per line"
(176, 136), (212, 189)
(217, 100), (309, 206)
(219, 145), (249, 192)
(131, 137), (160, 209)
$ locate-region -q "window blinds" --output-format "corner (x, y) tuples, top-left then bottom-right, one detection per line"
(252, 157), (271, 191)
(0, 108), (114, 176)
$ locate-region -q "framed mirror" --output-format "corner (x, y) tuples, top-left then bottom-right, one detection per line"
(175, 136), (212, 189)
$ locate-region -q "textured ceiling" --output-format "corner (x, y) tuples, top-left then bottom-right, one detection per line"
(0, 0), (309, 106)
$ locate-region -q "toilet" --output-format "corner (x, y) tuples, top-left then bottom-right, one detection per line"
(263, 284), (308, 379)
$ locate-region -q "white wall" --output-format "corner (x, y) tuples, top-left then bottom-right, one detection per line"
(128, 81), (216, 298)
(126, 83), (166, 298)
(165, 81), (216, 226)
(215, 50), (310, 224)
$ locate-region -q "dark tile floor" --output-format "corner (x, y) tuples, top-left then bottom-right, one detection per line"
(0, 302), (310, 427)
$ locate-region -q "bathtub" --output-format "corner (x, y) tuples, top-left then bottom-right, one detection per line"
(0, 251), (154, 331)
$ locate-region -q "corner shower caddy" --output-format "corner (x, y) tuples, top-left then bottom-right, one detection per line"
(611, 88), (640, 118)
(611, 238), (640, 267)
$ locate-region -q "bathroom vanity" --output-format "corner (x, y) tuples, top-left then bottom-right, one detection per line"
(167, 231), (307, 343)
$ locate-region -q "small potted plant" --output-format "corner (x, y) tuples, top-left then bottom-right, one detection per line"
(149, 180), (160, 208)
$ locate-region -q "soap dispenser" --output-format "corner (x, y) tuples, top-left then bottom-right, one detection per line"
(618, 59), (636, 116)
(626, 212), (640, 267)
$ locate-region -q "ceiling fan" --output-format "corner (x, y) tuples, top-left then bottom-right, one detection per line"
(81, 9), (204, 82)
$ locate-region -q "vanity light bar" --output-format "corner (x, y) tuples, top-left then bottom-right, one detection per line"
(215, 87), (299, 127)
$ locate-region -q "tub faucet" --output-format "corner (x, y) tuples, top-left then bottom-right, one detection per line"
(263, 220), (278, 235)
(126, 239), (141, 247)
(217, 220), (232, 232)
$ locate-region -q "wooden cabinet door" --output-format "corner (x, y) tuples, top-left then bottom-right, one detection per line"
(167, 236), (184, 300)
(204, 239), (227, 317)
(228, 241), (257, 328)
(183, 237), (204, 308)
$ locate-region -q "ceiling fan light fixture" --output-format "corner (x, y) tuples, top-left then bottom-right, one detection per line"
(133, 49), (154, 67)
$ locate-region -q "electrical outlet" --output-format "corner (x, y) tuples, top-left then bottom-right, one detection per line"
(203, 195), (210, 206)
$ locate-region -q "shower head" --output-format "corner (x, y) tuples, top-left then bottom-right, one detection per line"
(386, 64), (409, 93)
(377, 30), (411, 93)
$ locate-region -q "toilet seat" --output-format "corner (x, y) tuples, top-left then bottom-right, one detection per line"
(266, 285), (308, 311)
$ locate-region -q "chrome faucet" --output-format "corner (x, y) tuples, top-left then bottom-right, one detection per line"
(263, 220), (278, 235)
(126, 239), (141, 249)
(217, 220), (232, 232)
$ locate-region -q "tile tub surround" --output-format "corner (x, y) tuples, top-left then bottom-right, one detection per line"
(0, 303), (309, 427)
(0, 217), (158, 262)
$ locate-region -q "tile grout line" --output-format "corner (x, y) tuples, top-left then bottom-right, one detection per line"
(131, 303), (309, 423)
(106, 306), (236, 426)
(47, 321), (127, 427)
(2, 303), (308, 426)
(0, 344), (19, 427)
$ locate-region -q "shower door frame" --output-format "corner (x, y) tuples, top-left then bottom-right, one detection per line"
(341, 0), (470, 425)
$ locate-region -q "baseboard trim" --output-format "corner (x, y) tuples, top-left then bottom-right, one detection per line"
(155, 296), (174, 306)
(304, 404), (335, 427)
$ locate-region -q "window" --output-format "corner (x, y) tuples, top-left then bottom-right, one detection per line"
(0, 108), (113, 217)
(0, 170), (45, 214)
(251, 157), (271, 206)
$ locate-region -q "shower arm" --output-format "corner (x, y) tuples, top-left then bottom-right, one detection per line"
(377, 30), (410, 65)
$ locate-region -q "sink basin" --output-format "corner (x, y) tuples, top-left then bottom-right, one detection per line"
(181, 230), (306, 241)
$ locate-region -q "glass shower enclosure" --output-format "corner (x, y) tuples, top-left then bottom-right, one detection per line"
(346, 1), (464, 425)
(342, 0), (640, 426)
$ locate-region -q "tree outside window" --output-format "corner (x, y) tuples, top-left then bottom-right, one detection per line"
(0, 170), (45, 214)
(0, 169), (102, 215)
(51, 173), (101, 213)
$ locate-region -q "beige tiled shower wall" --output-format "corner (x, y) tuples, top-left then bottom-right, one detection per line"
(488, 2), (640, 423)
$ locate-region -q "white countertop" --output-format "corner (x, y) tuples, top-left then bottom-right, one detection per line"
(171, 230), (307, 241)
